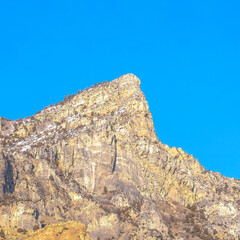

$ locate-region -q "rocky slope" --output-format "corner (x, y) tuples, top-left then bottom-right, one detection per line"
(0, 74), (240, 240)
(0, 221), (89, 240)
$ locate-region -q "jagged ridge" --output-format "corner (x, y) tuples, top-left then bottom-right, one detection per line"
(0, 74), (240, 240)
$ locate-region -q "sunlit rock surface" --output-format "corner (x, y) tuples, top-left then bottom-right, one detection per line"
(0, 221), (89, 240)
(0, 74), (240, 239)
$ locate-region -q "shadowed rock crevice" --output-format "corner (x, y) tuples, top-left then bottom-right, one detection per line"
(34, 209), (40, 220)
(3, 157), (15, 194)
(112, 135), (117, 173)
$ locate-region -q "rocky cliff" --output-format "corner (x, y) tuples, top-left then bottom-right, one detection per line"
(0, 74), (240, 240)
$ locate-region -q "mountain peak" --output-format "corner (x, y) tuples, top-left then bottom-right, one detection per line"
(113, 73), (141, 87)
(1, 75), (240, 240)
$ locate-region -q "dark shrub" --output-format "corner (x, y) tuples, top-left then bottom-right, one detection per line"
(17, 228), (27, 234)
(33, 225), (39, 231)
(0, 229), (5, 238)
(104, 186), (108, 194)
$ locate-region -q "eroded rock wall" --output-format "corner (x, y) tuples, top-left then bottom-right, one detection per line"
(0, 74), (240, 239)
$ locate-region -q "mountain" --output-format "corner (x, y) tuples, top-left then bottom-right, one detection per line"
(0, 74), (240, 240)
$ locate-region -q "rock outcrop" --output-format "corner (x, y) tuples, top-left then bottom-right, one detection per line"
(0, 74), (240, 239)
(0, 221), (89, 240)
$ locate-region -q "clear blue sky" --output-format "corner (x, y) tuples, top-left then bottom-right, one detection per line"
(0, 1), (240, 178)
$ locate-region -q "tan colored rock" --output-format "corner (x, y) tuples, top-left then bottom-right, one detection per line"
(0, 74), (240, 239)
(24, 221), (89, 240)
(0, 221), (89, 240)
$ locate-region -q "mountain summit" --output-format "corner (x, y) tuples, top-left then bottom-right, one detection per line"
(0, 74), (240, 240)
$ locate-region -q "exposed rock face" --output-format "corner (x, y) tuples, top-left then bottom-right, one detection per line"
(0, 74), (240, 239)
(0, 221), (89, 240)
